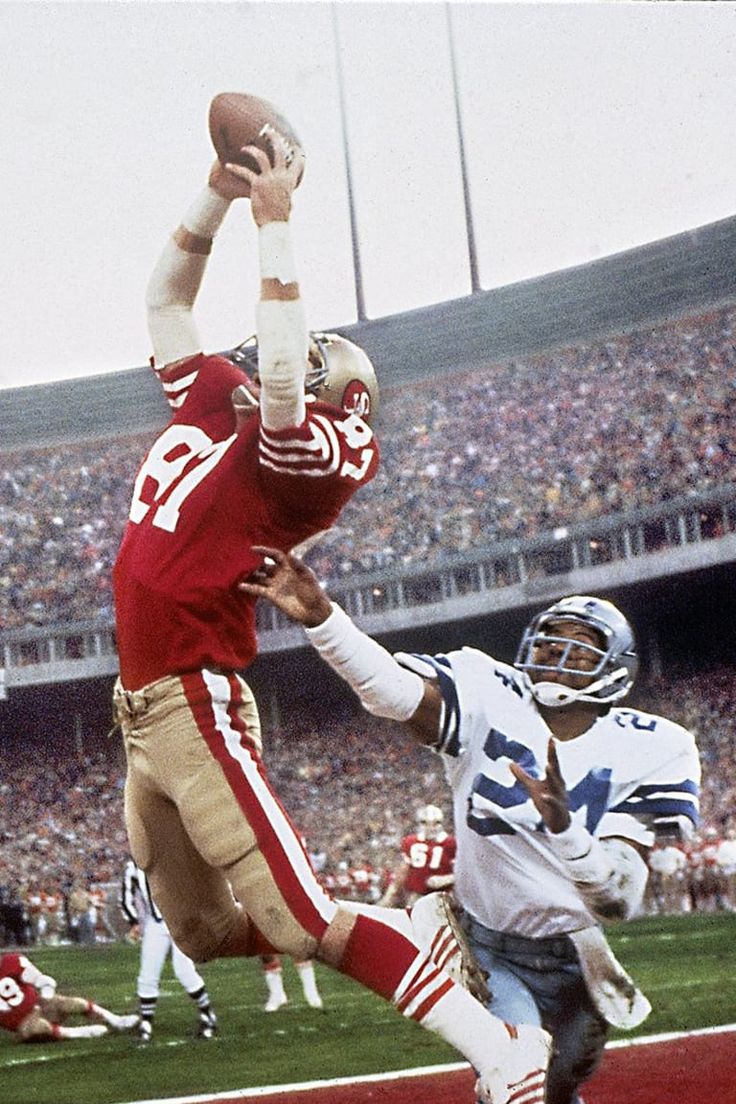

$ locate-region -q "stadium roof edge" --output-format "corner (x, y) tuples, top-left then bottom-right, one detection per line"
(3, 212), (736, 450)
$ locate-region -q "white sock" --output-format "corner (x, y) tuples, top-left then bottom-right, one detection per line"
(337, 899), (413, 938)
(417, 984), (512, 1075)
(264, 967), (287, 1003)
(295, 960), (321, 1003)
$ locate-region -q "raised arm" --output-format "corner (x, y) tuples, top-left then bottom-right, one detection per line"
(239, 546), (444, 744)
(146, 161), (251, 369)
(225, 129), (309, 431)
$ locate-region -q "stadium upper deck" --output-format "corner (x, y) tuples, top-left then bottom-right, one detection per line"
(3, 212), (736, 450)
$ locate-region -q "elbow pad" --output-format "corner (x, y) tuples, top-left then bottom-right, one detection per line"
(546, 823), (648, 922)
(145, 239), (206, 367)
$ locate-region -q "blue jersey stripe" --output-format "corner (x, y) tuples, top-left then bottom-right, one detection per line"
(402, 653), (460, 756)
(627, 780), (699, 798)
(613, 796), (699, 820)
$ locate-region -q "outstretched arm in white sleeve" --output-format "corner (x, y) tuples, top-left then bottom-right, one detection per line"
(145, 161), (250, 369)
(224, 129), (308, 431)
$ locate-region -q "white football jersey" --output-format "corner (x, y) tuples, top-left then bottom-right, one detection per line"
(398, 648), (700, 938)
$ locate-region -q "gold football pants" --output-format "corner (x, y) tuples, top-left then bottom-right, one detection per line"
(115, 669), (337, 962)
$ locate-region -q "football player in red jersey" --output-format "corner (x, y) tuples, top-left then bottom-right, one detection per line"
(112, 130), (550, 1103)
(0, 953), (139, 1042)
(380, 804), (457, 907)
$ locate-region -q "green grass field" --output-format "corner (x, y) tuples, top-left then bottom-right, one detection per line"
(2, 912), (735, 1104)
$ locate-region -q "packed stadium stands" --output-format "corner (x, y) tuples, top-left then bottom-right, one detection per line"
(1, 226), (735, 949)
(1, 303), (735, 632)
(1, 663), (733, 946)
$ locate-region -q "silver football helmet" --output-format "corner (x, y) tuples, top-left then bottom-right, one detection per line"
(226, 331), (379, 422)
(514, 595), (638, 708)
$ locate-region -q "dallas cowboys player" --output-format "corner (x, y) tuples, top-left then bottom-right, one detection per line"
(241, 550), (701, 1104)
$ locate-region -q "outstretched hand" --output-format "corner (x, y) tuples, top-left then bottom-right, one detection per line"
(239, 546), (332, 628)
(208, 159), (253, 202)
(509, 739), (572, 834)
(225, 127), (305, 226)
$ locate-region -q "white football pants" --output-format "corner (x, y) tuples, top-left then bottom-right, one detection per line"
(137, 915), (206, 998)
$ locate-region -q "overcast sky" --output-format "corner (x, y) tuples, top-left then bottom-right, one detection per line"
(2, 0), (736, 391)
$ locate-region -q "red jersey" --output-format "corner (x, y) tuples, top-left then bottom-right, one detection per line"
(113, 355), (379, 688)
(401, 831), (456, 896)
(0, 954), (40, 1033)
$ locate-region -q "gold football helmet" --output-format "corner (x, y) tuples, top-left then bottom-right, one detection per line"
(227, 331), (379, 423)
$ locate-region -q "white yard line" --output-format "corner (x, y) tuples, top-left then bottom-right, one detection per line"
(112, 1023), (736, 1104)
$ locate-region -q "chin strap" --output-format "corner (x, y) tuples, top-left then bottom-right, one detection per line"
(529, 666), (629, 708)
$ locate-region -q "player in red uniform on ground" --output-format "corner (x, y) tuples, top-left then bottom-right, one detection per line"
(380, 804), (457, 908)
(0, 952), (138, 1042)
(112, 130), (550, 1103)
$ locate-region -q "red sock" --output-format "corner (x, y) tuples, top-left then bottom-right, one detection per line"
(217, 917), (278, 958)
(244, 921), (278, 957)
(338, 913), (423, 1000)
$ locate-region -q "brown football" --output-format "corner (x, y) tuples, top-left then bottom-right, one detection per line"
(208, 92), (304, 186)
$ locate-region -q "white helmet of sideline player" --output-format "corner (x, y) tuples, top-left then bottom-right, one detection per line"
(226, 331), (379, 423)
(514, 595), (639, 709)
(416, 804), (444, 839)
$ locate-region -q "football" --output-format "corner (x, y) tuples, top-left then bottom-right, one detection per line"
(208, 92), (304, 186)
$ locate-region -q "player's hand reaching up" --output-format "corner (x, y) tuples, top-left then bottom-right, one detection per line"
(226, 127), (305, 226)
(509, 739), (572, 834)
(239, 546), (333, 628)
(208, 159), (253, 202)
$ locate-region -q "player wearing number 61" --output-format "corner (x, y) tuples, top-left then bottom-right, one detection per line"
(379, 805), (457, 908)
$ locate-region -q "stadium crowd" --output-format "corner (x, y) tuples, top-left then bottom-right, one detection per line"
(1, 666), (733, 946)
(1, 304), (735, 631)
(1, 301), (735, 947)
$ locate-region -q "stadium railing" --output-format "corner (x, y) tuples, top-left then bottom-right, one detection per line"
(2, 484), (735, 691)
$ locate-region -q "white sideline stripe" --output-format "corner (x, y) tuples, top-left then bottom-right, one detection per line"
(115, 1023), (736, 1104)
(605, 1021), (736, 1049)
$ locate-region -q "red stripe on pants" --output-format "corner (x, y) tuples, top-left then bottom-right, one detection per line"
(181, 671), (332, 942)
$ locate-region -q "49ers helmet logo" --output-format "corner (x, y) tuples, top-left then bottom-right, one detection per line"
(342, 379), (372, 419)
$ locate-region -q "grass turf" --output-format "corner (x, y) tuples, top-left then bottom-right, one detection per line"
(2, 911), (734, 1104)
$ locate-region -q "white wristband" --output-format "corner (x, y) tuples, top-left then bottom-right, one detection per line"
(548, 828), (649, 921)
(305, 603), (425, 721)
(546, 821), (613, 884)
(259, 220), (297, 284)
(182, 187), (230, 239)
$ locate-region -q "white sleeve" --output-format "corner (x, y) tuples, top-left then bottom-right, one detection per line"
(304, 604), (425, 721)
(145, 240), (206, 367)
(256, 222), (308, 431)
(256, 298), (308, 430)
(145, 187), (231, 368)
(18, 956), (56, 996)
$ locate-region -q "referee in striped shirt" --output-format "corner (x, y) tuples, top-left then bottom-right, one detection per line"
(121, 859), (218, 1043)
